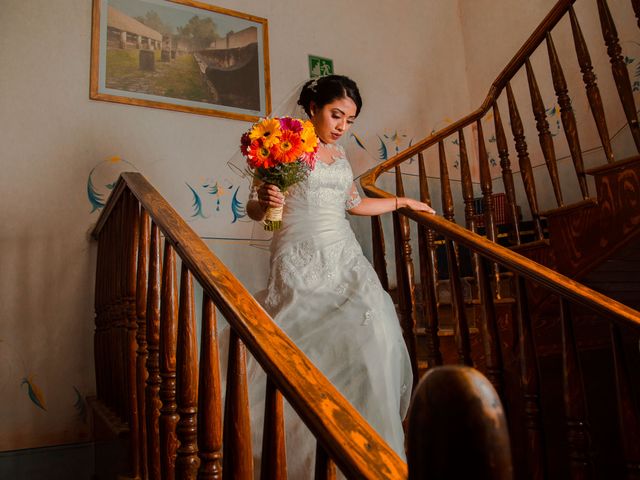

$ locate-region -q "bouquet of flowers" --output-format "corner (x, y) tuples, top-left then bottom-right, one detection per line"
(241, 117), (318, 230)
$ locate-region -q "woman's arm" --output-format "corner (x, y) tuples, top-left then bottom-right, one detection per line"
(347, 196), (436, 216)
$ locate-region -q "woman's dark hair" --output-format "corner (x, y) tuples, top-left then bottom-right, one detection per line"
(297, 75), (362, 118)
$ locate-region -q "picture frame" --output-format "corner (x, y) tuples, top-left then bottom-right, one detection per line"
(90, 0), (271, 121)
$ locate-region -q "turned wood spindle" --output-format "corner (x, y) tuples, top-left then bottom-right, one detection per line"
(439, 141), (473, 366)
(135, 208), (150, 479)
(176, 265), (200, 479)
(260, 378), (288, 480)
(559, 299), (594, 478)
(546, 32), (589, 199)
(197, 296), (223, 480)
(418, 152), (442, 368)
(371, 215), (390, 291)
(393, 165), (419, 382)
(506, 82), (544, 241)
(610, 323), (640, 476)
(569, 6), (614, 164)
(597, 0), (640, 152)
(514, 276), (546, 480)
(525, 59), (564, 206)
(159, 242), (179, 480)
(493, 101), (521, 245)
(222, 329), (254, 479)
(314, 444), (337, 480)
(146, 222), (162, 480)
(477, 119), (502, 299)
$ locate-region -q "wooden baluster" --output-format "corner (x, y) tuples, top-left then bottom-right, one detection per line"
(176, 265), (199, 479)
(197, 296), (222, 480)
(514, 276), (546, 480)
(493, 101), (521, 245)
(314, 444), (337, 480)
(477, 120), (498, 244)
(125, 191), (141, 479)
(459, 128), (477, 234)
(458, 128), (482, 288)
(393, 166), (419, 382)
(103, 212), (119, 413)
(478, 256), (505, 399)
(477, 120), (502, 299)
(559, 299), (594, 478)
(597, 0), (640, 152)
(507, 83), (544, 241)
(115, 199), (127, 418)
(146, 222), (162, 480)
(160, 242), (179, 480)
(222, 329), (253, 479)
(418, 152), (442, 368)
(526, 59), (564, 206)
(633, 0), (640, 30)
(439, 141), (473, 366)
(260, 378), (287, 480)
(569, 6), (615, 164)
(611, 324), (640, 477)
(371, 216), (390, 291)
(547, 32), (589, 199)
(94, 221), (106, 403)
(135, 208), (150, 480)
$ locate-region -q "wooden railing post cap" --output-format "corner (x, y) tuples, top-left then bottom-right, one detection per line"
(407, 366), (513, 480)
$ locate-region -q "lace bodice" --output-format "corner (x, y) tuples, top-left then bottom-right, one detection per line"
(285, 144), (361, 213)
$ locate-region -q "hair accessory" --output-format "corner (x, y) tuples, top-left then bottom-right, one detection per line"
(308, 78), (319, 92)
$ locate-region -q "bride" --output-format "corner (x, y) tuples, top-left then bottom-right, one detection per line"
(246, 75), (435, 475)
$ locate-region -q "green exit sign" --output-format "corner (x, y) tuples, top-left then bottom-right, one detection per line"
(308, 55), (334, 78)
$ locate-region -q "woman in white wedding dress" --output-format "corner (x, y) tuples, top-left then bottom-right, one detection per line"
(246, 75), (435, 476)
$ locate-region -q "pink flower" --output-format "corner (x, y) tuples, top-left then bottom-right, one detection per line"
(279, 116), (303, 133)
(301, 150), (317, 169)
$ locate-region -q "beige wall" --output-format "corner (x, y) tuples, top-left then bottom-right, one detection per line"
(0, 0), (471, 450)
(4, 0), (636, 452)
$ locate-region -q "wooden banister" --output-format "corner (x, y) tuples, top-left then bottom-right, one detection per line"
(360, 177), (640, 330)
(93, 172), (407, 479)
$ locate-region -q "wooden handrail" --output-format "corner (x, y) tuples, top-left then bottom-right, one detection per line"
(359, 181), (640, 330)
(362, 0), (576, 175)
(93, 172), (407, 479)
(361, 0), (640, 331)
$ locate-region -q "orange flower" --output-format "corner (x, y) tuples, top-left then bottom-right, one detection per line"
(299, 121), (318, 153)
(248, 140), (274, 169)
(272, 130), (304, 163)
(249, 118), (282, 148)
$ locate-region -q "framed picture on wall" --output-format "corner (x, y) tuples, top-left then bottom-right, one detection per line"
(90, 0), (271, 121)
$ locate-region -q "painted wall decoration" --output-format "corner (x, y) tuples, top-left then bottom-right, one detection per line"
(87, 156), (138, 212)
(90, 0), (271, 121)
(21, 376), (47, 411)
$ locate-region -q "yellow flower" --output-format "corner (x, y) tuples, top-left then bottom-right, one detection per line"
(299, 121), (318, 153)
(249, 118), (281, 148)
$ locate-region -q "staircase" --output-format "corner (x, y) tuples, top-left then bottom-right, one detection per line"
(361, 0), (640, 478)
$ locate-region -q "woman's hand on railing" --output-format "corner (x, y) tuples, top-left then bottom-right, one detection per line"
(399, 197), (436, 214)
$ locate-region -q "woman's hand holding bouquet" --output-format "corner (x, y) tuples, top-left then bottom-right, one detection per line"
(241, 117), (318, 230)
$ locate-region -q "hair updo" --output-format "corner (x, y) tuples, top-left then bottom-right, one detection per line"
(297, 75), (363, 118)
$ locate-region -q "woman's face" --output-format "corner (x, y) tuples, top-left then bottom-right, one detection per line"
(310, 96), (357, 144)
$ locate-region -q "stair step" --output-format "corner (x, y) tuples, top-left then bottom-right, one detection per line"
(510, 238), (549, 252)
(540, 197), (598, 218)
(585, 154), (640, 175)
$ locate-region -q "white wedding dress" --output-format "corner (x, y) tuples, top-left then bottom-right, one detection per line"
(250, 144), (413, 477)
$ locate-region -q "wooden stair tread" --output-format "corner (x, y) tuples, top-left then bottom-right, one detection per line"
(585, 154), (640, 175)
(539, 197), (598, 218)
(510, 238), (550, 252)
(416, 326), (480, 336)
